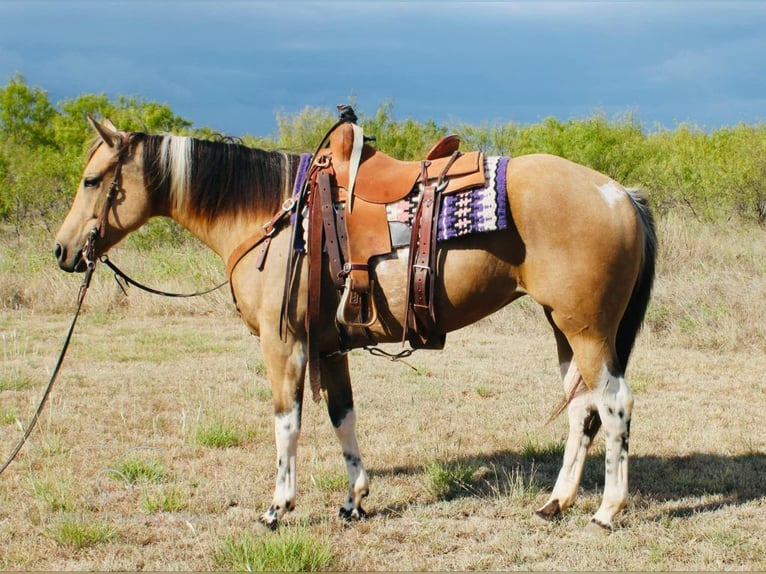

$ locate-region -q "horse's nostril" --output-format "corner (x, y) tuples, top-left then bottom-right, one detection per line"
(54, 243), (63, 260)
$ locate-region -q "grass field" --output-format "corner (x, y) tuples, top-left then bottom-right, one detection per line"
(0, 214), (765, 570)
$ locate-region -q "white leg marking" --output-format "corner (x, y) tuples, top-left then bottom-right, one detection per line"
(541, 390), (598, 514)
(538, 361), (601, 519)
(335, 409), (370, 519)
(262, 401), (301, 526)
(592, 371), (634, 528)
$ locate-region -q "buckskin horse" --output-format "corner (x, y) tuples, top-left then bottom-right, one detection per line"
(53, 114), (656, 532)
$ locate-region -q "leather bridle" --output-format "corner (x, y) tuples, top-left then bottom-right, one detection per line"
(82, 136), (130, 271)
(86, 135), (228, 298)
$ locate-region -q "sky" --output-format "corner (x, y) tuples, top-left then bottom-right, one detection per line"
(1, 1), (765, 136)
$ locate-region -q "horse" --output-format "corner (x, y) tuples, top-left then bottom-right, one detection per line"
(53, 116), (656, 532)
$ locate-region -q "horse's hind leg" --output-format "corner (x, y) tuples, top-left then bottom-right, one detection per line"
(537, 311), (633, 528)
(321, 353), (370, 520)
(537, 314), (602, 520)
(590, 367), (633, 530)
(547, 323), (633, 530)
(537, 363), (601, 520)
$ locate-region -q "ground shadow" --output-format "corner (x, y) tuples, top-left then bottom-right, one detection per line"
(367, 449), (766, 519)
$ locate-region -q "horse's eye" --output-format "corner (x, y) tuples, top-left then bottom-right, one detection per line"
(83, 176), (101, 188)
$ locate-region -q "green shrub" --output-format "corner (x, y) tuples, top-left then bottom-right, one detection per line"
(3, 75), (766, 231)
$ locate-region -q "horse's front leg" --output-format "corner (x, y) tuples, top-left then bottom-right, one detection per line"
(259, 335), (306, 529)
(321, 352), (370, 520)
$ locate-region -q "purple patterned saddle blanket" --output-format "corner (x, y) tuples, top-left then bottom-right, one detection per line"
(385, 156), (510, 247)
(290, 154), (510, 252)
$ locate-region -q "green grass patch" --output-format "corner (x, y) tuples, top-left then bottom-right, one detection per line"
(474, 385), (496, 398)
(195, 419), (243, 449)
(50, 516), (118, 549)
(216, 528), (334, 572)
(0, 329), (32, 390)
(521, 437), (565, 461)
(252, 359), (267, 377)
(142, 484), (188, 513)
(311, 471), (347, 492)
(0, 405), (16, 424)
(424, 457), (479, 501)
(0, 371), (31, 391)
(115, 456), (166, 484)
(28, 477), (76, 513)
(478, 463), (542, 502)
(252, 386), (272, 402)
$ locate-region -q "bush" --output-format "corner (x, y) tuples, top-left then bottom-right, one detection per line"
(3, 75), (766, 234)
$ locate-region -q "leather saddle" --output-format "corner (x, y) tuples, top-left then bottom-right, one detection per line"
(328, 123), (485, 203)
(307, 118), (485, 349)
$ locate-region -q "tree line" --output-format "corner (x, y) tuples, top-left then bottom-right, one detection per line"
(1, 74), (764, 237)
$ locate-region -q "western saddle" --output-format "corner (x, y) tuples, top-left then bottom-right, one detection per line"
(300, 106), (486, 399)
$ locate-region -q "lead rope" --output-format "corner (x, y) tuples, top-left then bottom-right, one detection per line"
(0, 143), (128, 471)
(0, 142), (124, 475)
(0, 241), (97, 476)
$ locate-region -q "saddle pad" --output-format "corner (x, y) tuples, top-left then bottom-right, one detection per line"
(386, 155), (509, 245)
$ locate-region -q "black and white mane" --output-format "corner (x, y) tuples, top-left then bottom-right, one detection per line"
(137, 134), (300, 220)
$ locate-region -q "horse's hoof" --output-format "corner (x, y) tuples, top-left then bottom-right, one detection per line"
(535, 499), (561, 521)
(339, 505), (367, 522)
(258, 516), (279, 531)
(584, 519), (612, 536)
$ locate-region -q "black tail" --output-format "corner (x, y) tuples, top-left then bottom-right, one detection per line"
(616, 190), (657, 372)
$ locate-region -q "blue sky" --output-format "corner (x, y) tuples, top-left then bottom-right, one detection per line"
(1, 1), (764, 136)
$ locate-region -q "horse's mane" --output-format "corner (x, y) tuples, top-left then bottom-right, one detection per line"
(135, 133), (300, 221)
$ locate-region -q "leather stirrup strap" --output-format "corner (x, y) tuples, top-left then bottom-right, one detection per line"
(412, 182), (438, 334)
(317, 170), (345, 287)
(306, 170), (327, 403)
(404, 151), (462, 345)
(403, 161), (430, 343)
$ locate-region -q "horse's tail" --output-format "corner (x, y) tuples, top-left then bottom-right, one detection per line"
(616, 189), (657, 372)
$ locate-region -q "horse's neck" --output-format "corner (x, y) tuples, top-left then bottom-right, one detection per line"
(151, 140), (298, 264)
(169, 207), (270, 262)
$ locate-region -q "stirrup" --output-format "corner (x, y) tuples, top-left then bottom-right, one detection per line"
(336, 277), (378, 328)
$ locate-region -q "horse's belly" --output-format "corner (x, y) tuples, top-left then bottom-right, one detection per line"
(368, 234), (523, 341)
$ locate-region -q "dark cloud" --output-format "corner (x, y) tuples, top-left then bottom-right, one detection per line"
(1, 1), (764, 135)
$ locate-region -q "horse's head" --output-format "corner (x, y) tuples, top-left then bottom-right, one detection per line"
(54, 117), (153, 272)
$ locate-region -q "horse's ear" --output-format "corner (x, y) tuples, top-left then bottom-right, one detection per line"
(87, 115), (117, 148)
(102, 118), (118, 132)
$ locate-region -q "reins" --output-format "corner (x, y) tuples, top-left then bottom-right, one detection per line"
(0, 262), (95, 476)
(100, 255), (228, 298)
(0, 141), (128, 476)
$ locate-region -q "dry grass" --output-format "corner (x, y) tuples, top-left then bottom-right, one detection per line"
(0, 215), (765, 571)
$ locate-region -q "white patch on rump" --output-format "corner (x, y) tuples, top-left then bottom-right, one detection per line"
(596, 181), (626, 208)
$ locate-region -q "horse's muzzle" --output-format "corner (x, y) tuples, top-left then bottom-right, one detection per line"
(54, 243), (88, 273)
